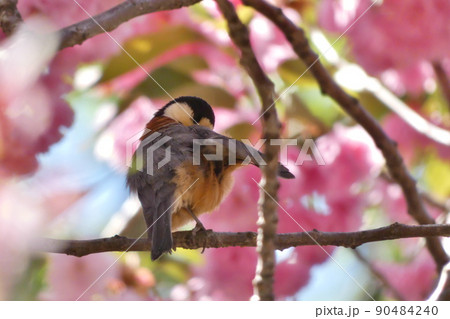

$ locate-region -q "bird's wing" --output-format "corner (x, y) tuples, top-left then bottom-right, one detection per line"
(189, 126), (295, 179)
(127, 129), (181, 260)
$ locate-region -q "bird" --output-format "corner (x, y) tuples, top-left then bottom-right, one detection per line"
(127, 96), (295, 260)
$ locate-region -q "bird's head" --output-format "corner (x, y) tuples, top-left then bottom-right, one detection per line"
(154, 96), (215, 129)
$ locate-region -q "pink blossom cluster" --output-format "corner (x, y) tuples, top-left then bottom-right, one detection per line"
(319, 0), (450, 95)
(0, 19), (72, 177)
(383, 114), (450, 164)
(40, 254), (157, 301)
(0, 0), (174, 176)
(0, 181), (46, 299)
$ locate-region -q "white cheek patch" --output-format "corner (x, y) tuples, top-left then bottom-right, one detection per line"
(164, 102), (195, 126)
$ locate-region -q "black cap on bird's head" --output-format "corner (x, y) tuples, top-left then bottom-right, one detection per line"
(155, 96), (215, 129)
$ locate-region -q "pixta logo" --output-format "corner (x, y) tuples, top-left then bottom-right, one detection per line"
(127, 130), (325, 176)
(126, 129), (172, 176)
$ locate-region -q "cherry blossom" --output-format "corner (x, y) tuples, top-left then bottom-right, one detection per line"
(319, 0), (450, 95)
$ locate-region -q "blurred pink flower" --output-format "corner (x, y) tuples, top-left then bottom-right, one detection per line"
(376, 251), (436, 300)
(383, 114), (450, 164)
(18, 1), (123, 64)
(249, 13), (297, 73)
(2, 1), (185, 177)
(213, 107), (259, 133)
(95, 97), (159, 172)
(278, 124), (383, 234)
(41, 254), (120, 301)
(0, 181), (46, 300)
(18, 1), (121, 27)
(319, 0), (450, 95)
(41, 254), (153, 301)
(0, 18), (73, 177)
(274, 246), (334, 298)
(192, 247), (256, 301)
(369, 178), (441, 226)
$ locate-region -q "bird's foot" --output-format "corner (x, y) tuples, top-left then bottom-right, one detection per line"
(191, 221), (209, 254)
(192, 221), (206, 235)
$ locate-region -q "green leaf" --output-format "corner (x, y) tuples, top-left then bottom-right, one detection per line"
(172, 83), (236, 108)
(101, 26), (207, 82)
(166, 54), (209, 75)
(120, 55), (236, 110)
(278, 59), (309, 85)
(358, 91), (389, 119)
(225, 122), (256, 140)
(278, 59), (344, 126)
(133, 66), (193, 98)
(423, 152), (450, 197)
(12, 257), (47, 301)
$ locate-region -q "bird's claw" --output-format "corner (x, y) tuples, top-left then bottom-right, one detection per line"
(192, 221), (206, 235)
(191, 222), (209, 254)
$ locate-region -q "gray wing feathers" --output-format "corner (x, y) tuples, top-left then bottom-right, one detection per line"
(127, 131), (181, 260)
(189, 126), (295, 179)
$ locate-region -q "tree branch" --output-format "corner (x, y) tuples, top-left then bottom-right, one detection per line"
(0, 0), (22, 36)
(432, 61), (450, 111)
(58, 0), (201, 50)
(243, 0), (449, 270)
(215, 0), (280, 301)
(309, 30), (450, 147)
(380, 171), (450, 217)
(428, 262), (450, 301)
(36, 223), (450, 257)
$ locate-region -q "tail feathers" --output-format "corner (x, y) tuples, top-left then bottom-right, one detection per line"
(151, 223), (173, 260)
(137, 182), (176, 261)
(138, 191), (174, 261)
(150, 207), (173, 261)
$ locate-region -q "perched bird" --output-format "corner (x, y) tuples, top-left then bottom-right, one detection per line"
(127, 96), (294, 260)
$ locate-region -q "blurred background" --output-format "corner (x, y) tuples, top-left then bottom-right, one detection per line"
(0, 0), (449, 300)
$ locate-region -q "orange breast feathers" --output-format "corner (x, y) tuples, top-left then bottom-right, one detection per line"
(170, 160), (240, 230)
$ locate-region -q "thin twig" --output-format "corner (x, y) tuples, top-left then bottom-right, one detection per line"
(35, 223), (450, 257)
(243, 0), (449, 270)
(353, 249), (405, 301)
(428, 262), (450, 301)
(215, 0), (280, 301)
(58, 0), (201, 50)
(432, 61), (450, 111)
(0, 0), (22, 36)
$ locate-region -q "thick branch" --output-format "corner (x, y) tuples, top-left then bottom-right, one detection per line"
(58, 0), (201, 50)
(0, 0), (22, 36)
(36, 223), (450, 257)
(215, 0), (280, 301)
(243, 0), (449, 270)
